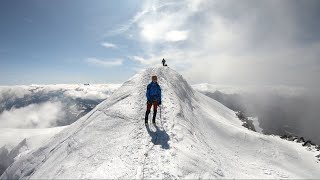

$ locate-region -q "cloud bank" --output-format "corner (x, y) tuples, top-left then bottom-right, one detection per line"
(0, 84), (121, 128)
(0, 101), (64, 128)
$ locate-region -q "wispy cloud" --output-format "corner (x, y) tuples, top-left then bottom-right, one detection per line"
(130, 56), (150, 65)
(105, 8), (151, 37)
(86, 58), (123, 67)
(129, 55), (167, 66)
(101, 42), (117, 49)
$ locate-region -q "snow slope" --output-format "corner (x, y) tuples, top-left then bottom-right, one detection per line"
(1, 67), (319, 179)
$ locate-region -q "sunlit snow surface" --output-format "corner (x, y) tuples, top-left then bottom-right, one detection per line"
(1, 67), (319, 179)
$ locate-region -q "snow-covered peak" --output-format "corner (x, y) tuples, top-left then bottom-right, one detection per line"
(1, 67), (319, 179)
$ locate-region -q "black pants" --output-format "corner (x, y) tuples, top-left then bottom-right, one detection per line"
(145, 102), (158, 123)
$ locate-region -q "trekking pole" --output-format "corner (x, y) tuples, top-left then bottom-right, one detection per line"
(160, 105), (162, 120)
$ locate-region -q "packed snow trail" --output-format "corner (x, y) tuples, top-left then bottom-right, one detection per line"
(1, 67), (320, 179)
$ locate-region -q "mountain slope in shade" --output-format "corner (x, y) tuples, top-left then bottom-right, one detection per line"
(1, 67), (319, 179)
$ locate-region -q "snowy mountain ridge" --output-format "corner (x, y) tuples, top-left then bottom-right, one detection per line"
(1, 67), (319, 179)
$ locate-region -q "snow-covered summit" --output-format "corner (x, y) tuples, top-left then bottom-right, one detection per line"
(1, 67), (319, 179)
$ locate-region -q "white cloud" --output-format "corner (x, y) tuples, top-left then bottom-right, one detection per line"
(0, 102), (65, 128)
(165, 30), (189, 42)
(130, 56), (153, 65)
(129, 53), (185, 67)
(0, 85), (122, 129)
(86, 58), (123, 67)
(127, 1), (191, 43)
(0, 86), (31, 101)
(101, 42), (117, 49)
(118, 0), (320, 88)
(0, 84), (121, 103)
(62, 84), (121, 100)
(139, 19), (189, 43)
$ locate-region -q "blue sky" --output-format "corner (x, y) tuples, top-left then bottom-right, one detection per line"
(0, 0), (142, 84)
(0, 0), (320, 88)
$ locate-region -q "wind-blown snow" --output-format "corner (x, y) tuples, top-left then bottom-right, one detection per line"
(1, 67), (319, 179)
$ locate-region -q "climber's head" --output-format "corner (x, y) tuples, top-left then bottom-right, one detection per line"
(152, 75), (157, 83)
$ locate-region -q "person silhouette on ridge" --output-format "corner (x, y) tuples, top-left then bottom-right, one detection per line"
(145, 75), (162, 125)
(162, 58), (167, 66)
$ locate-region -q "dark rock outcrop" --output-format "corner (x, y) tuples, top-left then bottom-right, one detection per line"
(303, 140), (316, 147)
(236, 111), (256, 132)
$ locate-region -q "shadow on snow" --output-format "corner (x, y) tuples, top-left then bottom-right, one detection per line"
(145, 124), (170, 149)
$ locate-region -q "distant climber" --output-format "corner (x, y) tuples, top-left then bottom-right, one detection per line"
(145, 75), (162, 125)
(162, 58), (167, 66)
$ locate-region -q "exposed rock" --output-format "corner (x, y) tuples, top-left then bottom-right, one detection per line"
(303, 140), (315, 147)
(236, 111), (256, 132)
(316, 154), (320, 162)
(287, 135), (294, 141)
(292, 137), (299, 142)
(297, 137), (305, 143)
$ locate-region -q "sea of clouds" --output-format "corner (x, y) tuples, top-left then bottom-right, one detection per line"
(0, 84), (121, 129)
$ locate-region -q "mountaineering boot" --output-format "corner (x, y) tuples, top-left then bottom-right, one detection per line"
(152, 110), (157, 124)
(145, 110), (150, 124)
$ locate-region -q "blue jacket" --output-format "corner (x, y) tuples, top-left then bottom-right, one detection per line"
(146, 81), (161, 104)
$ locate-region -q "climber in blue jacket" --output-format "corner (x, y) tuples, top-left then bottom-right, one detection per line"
(145, 75), (162, 125)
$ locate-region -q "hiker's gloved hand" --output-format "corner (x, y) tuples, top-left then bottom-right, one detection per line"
(159, 101), (162, 105)
(147, 100), (152, 104)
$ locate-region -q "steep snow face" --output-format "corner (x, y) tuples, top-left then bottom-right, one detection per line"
(1, 67), (319, 179)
